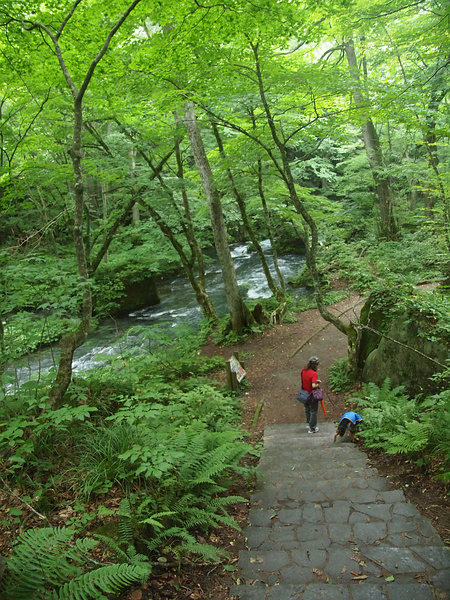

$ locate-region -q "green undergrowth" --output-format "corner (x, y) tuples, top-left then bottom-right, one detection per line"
(0, 325), (258, 599)
(346, 379), (450, 488)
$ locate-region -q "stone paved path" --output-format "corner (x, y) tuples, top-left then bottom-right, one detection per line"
(231, 423), (450, 600)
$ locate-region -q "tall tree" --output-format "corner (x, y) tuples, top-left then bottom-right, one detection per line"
(344, 38), (397, 240)
(2, 0), (144, 403)
(183, 101), (255, 335)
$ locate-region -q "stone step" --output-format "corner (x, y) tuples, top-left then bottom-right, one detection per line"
(230, 581), (437, 600)
(236, 545), (448, 587)
(233, 423), (450, 600)
(250, 475), (391, 507)
(244, 508), (444, 549)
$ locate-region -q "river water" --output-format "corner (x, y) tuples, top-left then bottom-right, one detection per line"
(7, 241), (307, 390)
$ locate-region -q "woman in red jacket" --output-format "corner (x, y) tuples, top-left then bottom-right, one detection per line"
(301, 356), (321, 433)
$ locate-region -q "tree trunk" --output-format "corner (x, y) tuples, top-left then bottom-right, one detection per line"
(345, 39), (397, 240)
(130, 147), (140, 225)
(211, 120), (284, 303)
(249, 39), (362, 369)
(49, 96), (92, 406)
(134, 127), (218, 322)
(34, 0), (143, 404)
(256, 159), (286, 292)
(145, 202), (218, 321)
(183, 101), (255, 335)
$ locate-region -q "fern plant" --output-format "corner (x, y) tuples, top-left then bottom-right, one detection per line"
(350, 379), (430, 454)
(328, 357), (355, 392)
(0, 527), (150, 600)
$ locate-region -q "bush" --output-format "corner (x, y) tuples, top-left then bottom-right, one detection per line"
(328, 357), (355, 392)
(349, 380), (450, 485)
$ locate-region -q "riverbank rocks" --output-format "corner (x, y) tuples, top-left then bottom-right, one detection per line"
(115, 276), (160, 315)
(93, 272), (160, 316)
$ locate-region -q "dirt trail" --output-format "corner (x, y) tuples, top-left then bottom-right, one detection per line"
(202, 295), (363, 434)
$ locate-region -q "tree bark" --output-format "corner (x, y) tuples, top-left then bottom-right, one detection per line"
(211, 120), (284, 303)
(183, 101), (255, 335)
(26, 0), (143, 405)
(248, 39), (362, 369)
(344, 39), (397, 240)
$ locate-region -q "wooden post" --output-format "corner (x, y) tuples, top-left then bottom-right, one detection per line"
(226, 352), (246, 391)
(226, 360), (239, 391)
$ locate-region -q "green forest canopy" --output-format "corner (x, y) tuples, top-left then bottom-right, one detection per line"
(0, 2), (449, 597)
(0, 0), (448, 388)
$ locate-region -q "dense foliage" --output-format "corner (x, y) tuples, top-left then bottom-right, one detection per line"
(347, 379), (450, 485)
(0, 0), (449, 596)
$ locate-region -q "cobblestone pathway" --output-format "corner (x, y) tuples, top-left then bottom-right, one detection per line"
(231, 423), (450, 600)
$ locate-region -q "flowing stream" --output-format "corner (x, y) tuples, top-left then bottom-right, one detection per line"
(7, 241), (307, 390)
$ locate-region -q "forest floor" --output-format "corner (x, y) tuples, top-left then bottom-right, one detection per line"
(127, 294), (449, 600)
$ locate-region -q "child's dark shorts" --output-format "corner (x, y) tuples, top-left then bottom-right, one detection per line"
(337, 419), (357, 438)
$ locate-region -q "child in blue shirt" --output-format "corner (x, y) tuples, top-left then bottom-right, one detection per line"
(333, 411), (363, 442)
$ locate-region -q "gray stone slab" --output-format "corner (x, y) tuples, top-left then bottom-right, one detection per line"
(387, 517), (418, 534)
(251, 485), (277, 508)
(378, 490), (406, 503)
(410, 546), (450, 570)
(324, 501), (351, 523)
(277, 508), (302, 524)
(362, 546), (429, 573)
(294, 522), (328, 541)
(270, 525), (296, 544)
(239, 550), (291, 573)
(229, 584), (268, 600)
(323, 545), (357, 580)
(353, 522), (388, 544)
(350, 477), (369, 489)
(367, 478), (389, 491)
(260, 539), (288, 551)
(417, 516), (442, 538)
(302, 503), (324, 523)
(267, 584), (305, 599)
(392, 502), (420, 517)
(385, 583), (434, 600)
(349, 511), (371, 524)
(300, 582), (351, 599)
(338, 488), (380, 503)
(353, 503), (392, 521)
(387, 531), (443, 547)
(351, 586), (388, 600)
(278, 564), (317, 584)
(430, 568), (450, 591)
(328, 523), (352, 543)
(244, 526), (271, 548)
(250, 510), (275, 527)
(291, 546), (327, 567)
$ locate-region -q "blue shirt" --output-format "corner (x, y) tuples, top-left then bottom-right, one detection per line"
(340, 411), (363, 424)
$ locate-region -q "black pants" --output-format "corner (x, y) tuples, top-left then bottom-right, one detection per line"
(305, 398), (319, 431)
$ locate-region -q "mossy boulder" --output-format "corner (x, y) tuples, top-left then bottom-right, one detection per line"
(360, 292), (449, 396)
(93, 270), (160, 317)
(115, 276), (160, 315)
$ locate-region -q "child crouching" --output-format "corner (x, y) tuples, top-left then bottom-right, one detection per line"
(333, 411), (363, 443)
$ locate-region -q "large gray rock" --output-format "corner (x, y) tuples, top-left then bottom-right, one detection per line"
(362, 313), (448, 396)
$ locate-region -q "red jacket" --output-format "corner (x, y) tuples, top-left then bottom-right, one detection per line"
(301, 368), (318, 393)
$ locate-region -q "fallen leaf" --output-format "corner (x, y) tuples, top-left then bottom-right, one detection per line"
(130, 591), (142, 600)
(352, 575), (368, 581)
